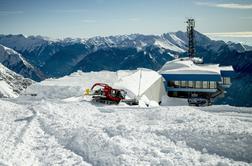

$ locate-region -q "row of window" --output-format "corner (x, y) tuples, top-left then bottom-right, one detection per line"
(168, 81), (217, 89)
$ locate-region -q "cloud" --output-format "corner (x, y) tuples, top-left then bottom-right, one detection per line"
(195, 2), (252, 9)
(205, 32), (252, 38)
(0, 10), (24, 16)
(84, 18), (140, 23)
(128, 18), (140, 22)
(240, 16), (252, 20)
(81, 19), (97, 23)
(51, 9), (88, 13)
(216, 3), (252, 9)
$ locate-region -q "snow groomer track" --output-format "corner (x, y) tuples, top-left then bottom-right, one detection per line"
(1, 98), (252, 165)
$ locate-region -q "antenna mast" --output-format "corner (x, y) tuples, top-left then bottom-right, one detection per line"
(186, 18), (195, 58)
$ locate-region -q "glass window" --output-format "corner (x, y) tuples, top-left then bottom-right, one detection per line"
(181, 81), (186, 87)
(195, 81), (202, 88)
(174, 81), (180, 87)
(185, 81), (189, 87)
(188, 81), (193, 88)
(203, 81), (209, 89)
(209, 82), (216, 89)
(223, 77), (231, 85)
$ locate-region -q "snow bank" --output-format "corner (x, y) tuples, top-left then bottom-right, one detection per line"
(25, 69), (166, 105)
(25, 70), (120, 99)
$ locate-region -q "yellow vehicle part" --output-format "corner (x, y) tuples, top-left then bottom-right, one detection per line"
(84, 88), (91, 95)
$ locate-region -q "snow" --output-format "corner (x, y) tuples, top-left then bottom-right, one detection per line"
(0, 81), (18, 98)
(25, 70), (125, 99)
(1, 69), (252, 165)
(169, 33), (186, 48)
(0, 63), (32, 98)
(25, 69), (165, 104)
(0, 44), (25, 66)
(220, 66), (234, 71)
(0, 44), (40, 80)
(159, 58), (222, 75)
(0, 34), (48, 52)
(0, 97), (251, 165)
(154, 39), (185, 53)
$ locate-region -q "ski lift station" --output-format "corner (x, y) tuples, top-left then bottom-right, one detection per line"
(158, 19), (235, 105)
(159, 58), (234, 105)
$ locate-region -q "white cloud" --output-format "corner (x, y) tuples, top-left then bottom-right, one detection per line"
(195, 2), (252, 9)
(240, 16), (252, 20)
(205, 32), (252, 38)
(0, 11), (24, 16)
(216, 3), (252, 9)
(83, 18), (140, 23)
(128, 18), (140, 22)
(51, 9), (88, 13)
(81, 19), (97, 23)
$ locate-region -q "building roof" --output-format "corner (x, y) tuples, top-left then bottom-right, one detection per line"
(159, 58), (233, 81)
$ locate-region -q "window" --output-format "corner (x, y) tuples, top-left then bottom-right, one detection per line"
(209, 82), (216, 89)
(188, 81), (193, 88)
(223, 77), (231, 85)
(174, 81), (180, 87)
(203, 81), (209, 89)
(181, 81), (186, 87)
(195, 81), (202, 88)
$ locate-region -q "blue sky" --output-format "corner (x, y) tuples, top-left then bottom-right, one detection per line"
(1, 0), (252, 45)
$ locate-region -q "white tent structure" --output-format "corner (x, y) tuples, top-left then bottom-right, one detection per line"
(114, 69), (166, 104)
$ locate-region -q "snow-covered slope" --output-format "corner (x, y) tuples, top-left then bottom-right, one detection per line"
(0, 44), (45, 81)
(0, 63), (32, 98)
(0, 94), (252, 165)
(0, 69), (252, 165)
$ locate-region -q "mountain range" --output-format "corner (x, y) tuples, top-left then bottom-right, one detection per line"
(0, 31), (251, 106)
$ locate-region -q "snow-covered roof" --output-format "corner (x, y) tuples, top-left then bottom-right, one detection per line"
(159, 58), (221, 75)
(219, 66), (234, 71)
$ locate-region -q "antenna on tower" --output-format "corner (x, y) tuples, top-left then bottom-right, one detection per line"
(186, 18), (195, 58)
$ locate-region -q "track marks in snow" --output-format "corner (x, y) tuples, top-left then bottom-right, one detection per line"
(143, 107), (252, 163)
(13, 107), (37, 146)
(0, 100), (91, 165)
(33, 101), (252, 165)
(1, 99), (252, 165)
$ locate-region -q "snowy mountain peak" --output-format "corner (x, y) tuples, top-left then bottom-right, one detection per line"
(227, 41), (252, 52)
(0, 34), (49, 52)
(0, 44), (45, 81)
(0, 63), (32, 98)
(0, 44), (29, 66)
